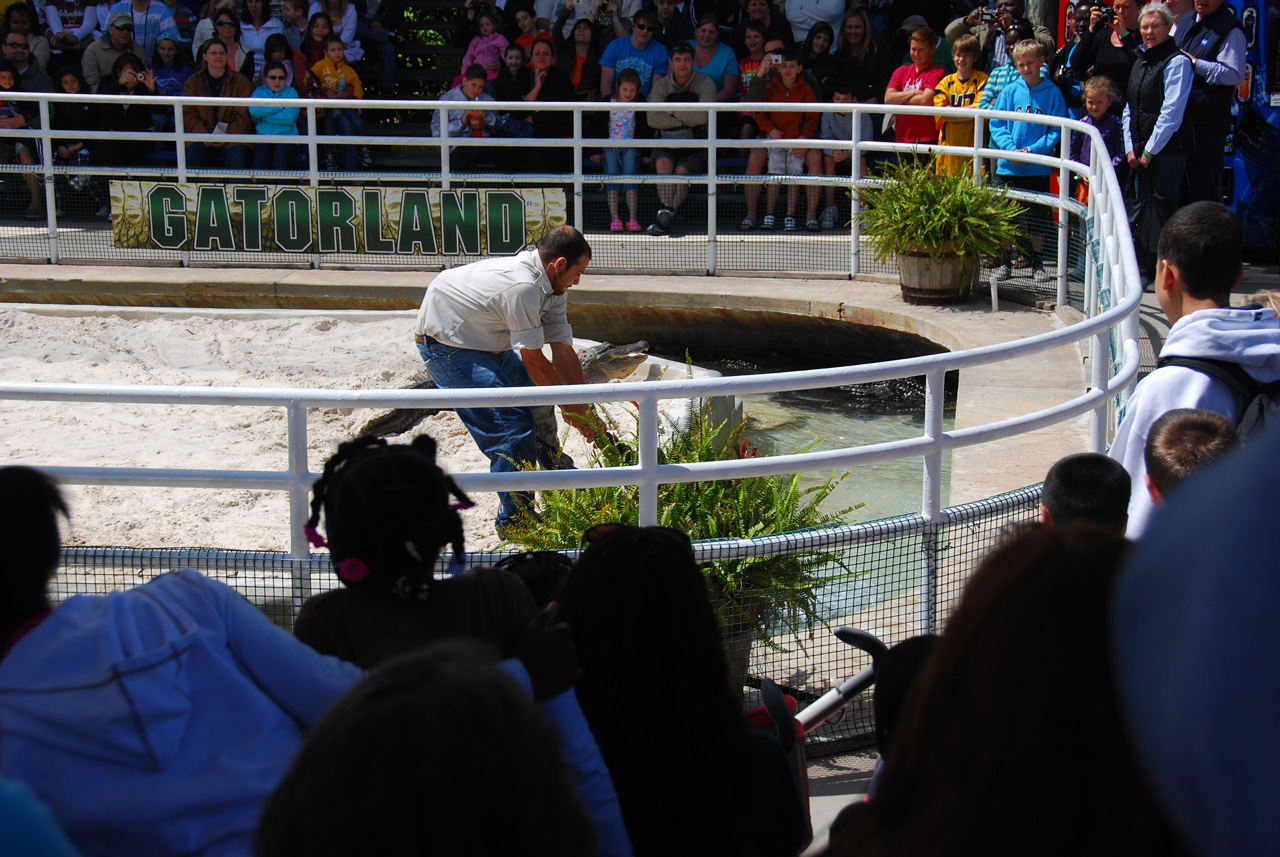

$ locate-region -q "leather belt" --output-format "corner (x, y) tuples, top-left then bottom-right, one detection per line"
(414, 334), (440, 346)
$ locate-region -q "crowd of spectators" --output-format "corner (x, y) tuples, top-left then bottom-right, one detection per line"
(0, 0), (1247, 249)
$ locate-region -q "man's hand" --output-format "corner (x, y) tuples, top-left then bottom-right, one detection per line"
(560, 406), (598, 443)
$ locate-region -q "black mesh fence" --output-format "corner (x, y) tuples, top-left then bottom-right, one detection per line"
(55, 482), (1042, 755)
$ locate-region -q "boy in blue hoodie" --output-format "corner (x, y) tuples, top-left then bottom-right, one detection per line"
(989, 39), (1068, 284)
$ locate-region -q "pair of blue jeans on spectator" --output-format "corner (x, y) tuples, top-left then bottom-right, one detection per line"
(604, 147), (637, 192)
(185, 142), (251, 169)
(417, 341), (538, 529)
(322, 108), (364, 170)
(252, 142), (296, 170)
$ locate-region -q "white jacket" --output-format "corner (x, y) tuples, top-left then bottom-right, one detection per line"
(1108, 304), (1280, 536)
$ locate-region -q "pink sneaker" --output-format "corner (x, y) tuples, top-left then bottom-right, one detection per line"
(626, 219), (642, 232)
(610, 219), (624, 232)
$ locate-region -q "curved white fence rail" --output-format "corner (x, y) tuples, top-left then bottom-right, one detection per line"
(4, 94), (1125, 287)
(0, 97), (1143, 616)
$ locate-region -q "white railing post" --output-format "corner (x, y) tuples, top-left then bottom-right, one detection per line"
(37, 99), (57, 264)
(1057, 128), (1070, 308)
(286, 399), (311, 559)
(637, 394), (660, 526)
(972, 110), (984, 183)
(573, 109), (584, 232)
(919, 366), (946, 634)
(849, 104), (863, 278)
(175, 97), (191, 267)
(706, 106), (717, 275)
(439, 108), (451, 191)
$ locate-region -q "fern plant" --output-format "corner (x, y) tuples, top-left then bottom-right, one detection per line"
(857, 159), (1027, 265)
(501, 407), (863, 651)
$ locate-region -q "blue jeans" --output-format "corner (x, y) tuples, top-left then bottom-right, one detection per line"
(185, 142), (251, 169)
(418, 341), (538, 528)
(252, 141), (296, 170)
(322, 108), (365, 170)
(604, 146), (637, 192)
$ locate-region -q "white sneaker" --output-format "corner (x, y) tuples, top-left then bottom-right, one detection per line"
(1032, 266), (1052, 283)
(991, 263), (1012, 283)
(819, 205), (838, 230)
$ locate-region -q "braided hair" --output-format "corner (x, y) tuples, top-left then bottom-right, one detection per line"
(306, 435), (472, 596)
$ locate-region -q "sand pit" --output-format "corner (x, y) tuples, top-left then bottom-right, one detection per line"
(0, 305), (636, 553)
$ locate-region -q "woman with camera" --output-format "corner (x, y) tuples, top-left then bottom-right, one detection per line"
(1071, 0), (1140, 100)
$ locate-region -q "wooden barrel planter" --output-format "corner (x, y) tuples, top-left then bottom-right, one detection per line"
(896, 251), (978, 305)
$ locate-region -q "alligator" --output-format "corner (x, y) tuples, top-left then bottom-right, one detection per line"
(358, 340), (650, 469)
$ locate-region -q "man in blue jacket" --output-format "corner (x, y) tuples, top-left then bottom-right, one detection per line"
(989, 37), (1067, 284)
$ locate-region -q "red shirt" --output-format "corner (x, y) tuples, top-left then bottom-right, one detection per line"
(888, 61), (945, 144)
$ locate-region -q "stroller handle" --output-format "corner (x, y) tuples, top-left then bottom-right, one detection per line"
(795, 664), (876, 734)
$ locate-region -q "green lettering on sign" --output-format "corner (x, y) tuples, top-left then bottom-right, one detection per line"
(317, 188), (357, 253)
(397, 190), (438, 255)
(440, 190), (481, 256)
(233, 186), (269, 252)
(362, 189), (395, 254)
(485, 190), (526, 255)
(193, 186), (235, 251)
(273, 187), (313, 252)
(147, 185), (188, 250)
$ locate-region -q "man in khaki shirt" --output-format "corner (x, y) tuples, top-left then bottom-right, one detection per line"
(415, 225), (596, 533)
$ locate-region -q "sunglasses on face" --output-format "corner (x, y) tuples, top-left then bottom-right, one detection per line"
(578, 522), (695, 556)
(113, 23), (134, 31)
(632, 22), (652, 30)
(216, 19), (236, 25)
(265, 73), (286, 79)
(6, 41), (29, 48)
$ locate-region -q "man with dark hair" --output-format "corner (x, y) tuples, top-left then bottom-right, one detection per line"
(1175, 0), (1244, 204)
(945, 0), (1055, 71)
(1143, 408), (1238, 505)
(1040, 452), (1131, 532)
(1108, 202), (1280, 536)
(599, 7), (670, 96)
(414, 225), (599, 534)
(645, 41), (714, 235)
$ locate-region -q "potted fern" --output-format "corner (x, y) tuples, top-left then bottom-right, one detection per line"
(857, 159), (1026, 305)
(501, 408), (861, 698)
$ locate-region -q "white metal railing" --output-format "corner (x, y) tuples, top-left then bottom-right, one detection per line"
(0, 94), (1143, 628)
(5, 92), (1107, 286)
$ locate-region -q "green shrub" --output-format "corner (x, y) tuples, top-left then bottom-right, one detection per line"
(502, 406), (863, 649)
(857, 159), (1026, 265)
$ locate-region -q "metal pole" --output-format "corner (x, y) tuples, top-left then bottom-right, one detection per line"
(1057, 127), (1070, 307)
(637, 394), (659, 526)
(919, 366), (945, 634)
(306, 104), (321, 270)
(972, 108), (984, 183)
(286, 399), (311, 559)
(176, 97), (191, 268)
(572, 109), (584, 232)
(37, 99), (57, 264)
(706, 106), (717, 275)
(849, 104), (863, 278)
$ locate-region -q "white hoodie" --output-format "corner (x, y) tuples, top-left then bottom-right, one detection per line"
(1109, 305), (1280, 536)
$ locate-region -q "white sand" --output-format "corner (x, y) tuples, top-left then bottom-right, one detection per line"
(0, 305), (632, 553)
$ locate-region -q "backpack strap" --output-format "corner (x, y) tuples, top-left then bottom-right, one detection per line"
(1156, 355), (1260, 400)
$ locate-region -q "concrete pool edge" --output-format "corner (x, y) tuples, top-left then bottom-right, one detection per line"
(0, 264), (1092, 503)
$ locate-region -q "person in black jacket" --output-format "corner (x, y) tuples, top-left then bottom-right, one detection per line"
(1174, 0), (1245, 203)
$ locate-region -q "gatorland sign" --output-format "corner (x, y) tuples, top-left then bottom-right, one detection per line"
(108, 182), (567, 256)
